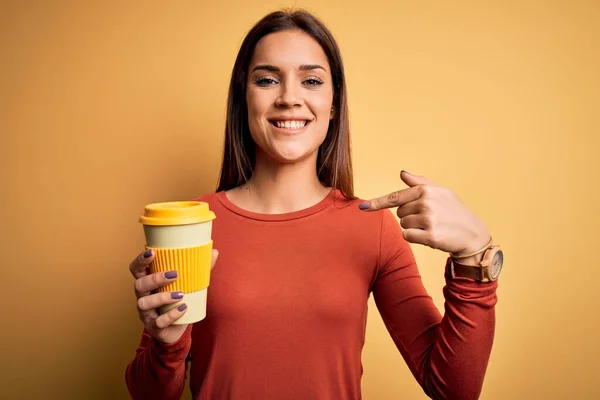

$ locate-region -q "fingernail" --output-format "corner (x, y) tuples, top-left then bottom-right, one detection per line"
(171, 291), (184, 299)
(177, 303), (187, 312)
(359, 201), (370, 210)
(143, 249), (153, 258)
(164, 270), (178, 279)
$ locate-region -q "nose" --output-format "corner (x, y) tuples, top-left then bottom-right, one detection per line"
(275, 81), (302, 108)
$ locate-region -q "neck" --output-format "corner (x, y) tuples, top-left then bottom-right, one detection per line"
(230, 151), (331, 214)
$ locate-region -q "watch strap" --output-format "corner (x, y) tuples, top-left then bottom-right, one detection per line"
(449, 258), (491, 282)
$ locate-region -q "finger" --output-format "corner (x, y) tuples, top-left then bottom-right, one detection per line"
(403, 228), (437, 249)
(154, 303), (188, 330)
(399, 215), (424, 230)
(211, 249), (219, 270)
(400, 170), (431, 187)
(361, 187), (421, 211)
(129, 249), (154, 279)
(137, 291), (184, 312)
(139, 307), (158, 324)
(396, 199), (423, 219)
(134, 270), (178, 298)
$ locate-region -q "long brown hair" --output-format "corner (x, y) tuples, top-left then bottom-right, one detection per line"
(216, 9), (355, 199)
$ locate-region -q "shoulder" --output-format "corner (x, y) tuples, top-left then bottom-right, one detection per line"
(333, 193), (410, 268)
(191, 191), (224, 210)
(192, 191), (219, 203)
(334, 191), (399, 231)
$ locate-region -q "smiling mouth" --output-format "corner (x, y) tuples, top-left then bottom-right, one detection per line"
(269, 120), (311, 130)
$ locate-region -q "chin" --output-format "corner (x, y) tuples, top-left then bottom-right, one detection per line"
(264, 146), (318, 165)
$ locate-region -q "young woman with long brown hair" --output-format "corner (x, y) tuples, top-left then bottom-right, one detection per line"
(126, 9), (502, 400)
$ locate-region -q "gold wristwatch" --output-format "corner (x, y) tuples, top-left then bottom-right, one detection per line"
(449, 240), (503, 283)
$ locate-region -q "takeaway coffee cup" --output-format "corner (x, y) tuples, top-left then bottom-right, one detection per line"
(139, 201), (216, 324)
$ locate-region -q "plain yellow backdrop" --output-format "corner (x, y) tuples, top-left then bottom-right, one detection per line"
(1, 1), (598, 399)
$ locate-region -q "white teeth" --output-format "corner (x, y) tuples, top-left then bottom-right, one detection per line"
(275, 120), (307, 129)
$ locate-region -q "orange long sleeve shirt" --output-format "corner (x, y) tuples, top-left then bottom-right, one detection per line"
(126, 190), (498, 399)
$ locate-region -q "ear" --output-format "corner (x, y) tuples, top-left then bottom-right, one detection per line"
(330, 105), (335, 120)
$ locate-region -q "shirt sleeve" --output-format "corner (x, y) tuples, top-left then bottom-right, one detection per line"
(125, 326), (192, 400)
(372, 209), (498, 400)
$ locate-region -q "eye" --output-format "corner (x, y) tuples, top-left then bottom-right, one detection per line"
(303, 77), (324, 87)
(254, 77), (278, 87)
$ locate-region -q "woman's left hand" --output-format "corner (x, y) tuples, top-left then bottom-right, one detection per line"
(360, 170), (490, 256)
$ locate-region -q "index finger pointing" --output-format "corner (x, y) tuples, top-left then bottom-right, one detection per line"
(129, 249), (154, 279)
(360, 187), (421, 211)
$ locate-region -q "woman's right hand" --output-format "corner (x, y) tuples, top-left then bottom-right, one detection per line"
(129, 248), (219, 344)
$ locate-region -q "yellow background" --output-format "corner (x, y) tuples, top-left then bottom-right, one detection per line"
(1, 1), (598, 399)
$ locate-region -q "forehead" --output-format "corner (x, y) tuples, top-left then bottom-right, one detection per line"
(250, 30), (330, 69)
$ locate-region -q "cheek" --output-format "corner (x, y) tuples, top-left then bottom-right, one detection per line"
(313, 91), (334, 118)
(245, 92), (268, 134)
(246, 89), (269, 115)
(246, 92), (259, 120)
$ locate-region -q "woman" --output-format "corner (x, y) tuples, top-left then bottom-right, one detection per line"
(126, 9), (501, 400)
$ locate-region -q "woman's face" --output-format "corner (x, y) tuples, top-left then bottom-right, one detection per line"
(246, 30), (334, 164)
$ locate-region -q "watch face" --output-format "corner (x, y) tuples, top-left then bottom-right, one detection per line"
(490, 249), (503, 279)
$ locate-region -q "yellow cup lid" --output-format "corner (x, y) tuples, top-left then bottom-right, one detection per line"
(139, 201), (216, 226)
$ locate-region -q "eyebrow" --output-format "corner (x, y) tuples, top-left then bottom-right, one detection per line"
(251, 64), (327, 73)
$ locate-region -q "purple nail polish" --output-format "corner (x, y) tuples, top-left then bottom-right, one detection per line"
(177, 303), (187, 312)
(164, 270), (178, 279)
(359, 202), (370, 210)
(171, 291), (183, 299)
(143, 249), (153, 258)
